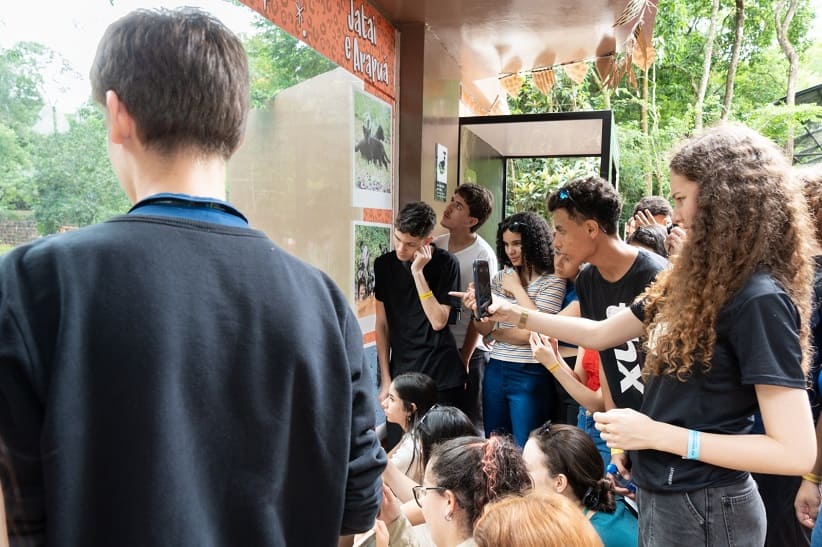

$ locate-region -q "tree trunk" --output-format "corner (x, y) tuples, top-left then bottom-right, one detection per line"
(591, 67), (612, 109)
(775, 0), (799, 161)
(642, 66), (652, 195)
(694, 0), (721, 130)
(722, 0), (745, 120)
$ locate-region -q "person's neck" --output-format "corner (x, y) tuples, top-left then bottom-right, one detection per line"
(130, 151), (228, 203)
(447, 228), (477, 253)
(444, 526), (471, 547)
(589, 236), (639, 283)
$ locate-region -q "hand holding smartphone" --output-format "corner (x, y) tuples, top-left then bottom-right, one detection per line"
(473, 259), (493, 319)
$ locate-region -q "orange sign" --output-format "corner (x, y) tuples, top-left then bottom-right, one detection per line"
(241, 0), (397, 101)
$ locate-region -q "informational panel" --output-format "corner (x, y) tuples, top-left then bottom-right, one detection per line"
(352, 89), (392, 209)
(229, 67), (394, 349)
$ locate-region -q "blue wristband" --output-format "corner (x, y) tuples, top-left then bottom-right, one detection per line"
(685, 429), (701, 460)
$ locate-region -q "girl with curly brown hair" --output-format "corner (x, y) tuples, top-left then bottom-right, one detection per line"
(472, 212), (566, 447)
(471, 124), (816, 546)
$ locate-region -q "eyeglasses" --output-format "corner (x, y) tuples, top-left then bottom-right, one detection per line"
(412, 485), (447, 507)
(498, 220), (527, 233)
(535, 420), (553, 437)
(417, 403), (442, 430)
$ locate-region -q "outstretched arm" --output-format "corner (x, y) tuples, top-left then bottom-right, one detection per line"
(483, 295), (645, 351)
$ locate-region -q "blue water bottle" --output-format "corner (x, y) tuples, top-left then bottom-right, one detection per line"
(606, 463), (637, 494)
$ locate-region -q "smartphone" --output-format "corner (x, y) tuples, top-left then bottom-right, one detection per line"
(473, 259), (493, 319)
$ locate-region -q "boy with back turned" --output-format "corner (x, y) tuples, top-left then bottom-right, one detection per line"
(0, 8), (384, 546)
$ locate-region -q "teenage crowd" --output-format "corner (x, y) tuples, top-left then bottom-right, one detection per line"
(366, 124), (822, 547)
(0, 6), (821, 547)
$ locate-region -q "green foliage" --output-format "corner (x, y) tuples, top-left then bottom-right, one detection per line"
(0, 42), (46, 135)
(243, 17), (337, 108)
(504, 0), (820, 223)
(744, 102), (822, 145)
(505, 158), (600, 218)
(0, 121), (33, 210)
(30, 105), (130, 234)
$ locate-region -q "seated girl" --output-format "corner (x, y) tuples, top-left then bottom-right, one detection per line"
(385, 435), (532, 546)
(523, 422), (637, 547)
(382, 372), (438, 483)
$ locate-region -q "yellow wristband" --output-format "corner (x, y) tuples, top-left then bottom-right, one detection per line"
(419, 291), (434, 301)
(517, 309), (529, 329)
(547, 362), (560, 373)
(610, 448), (625, 456)
(803, 473), (822, 485)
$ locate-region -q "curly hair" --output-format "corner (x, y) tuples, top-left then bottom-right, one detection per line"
(547, 176), (622, 235)
(496, 211), (555, 278)
(428, 435), (532, 537)
(641, 124), (815, 380)
(796, 165), (822, 245)
(528, 422), (615, 513)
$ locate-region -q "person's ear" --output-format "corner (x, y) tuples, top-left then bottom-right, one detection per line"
(443, 489), (457, 521)
(584, 219), (600, 238)
(105, 90), (135, 146)
(423, 235), (435, 246)
(467, 216), (479, 229)
(554, 473), (569, 494)
(409, 402), (417, 414)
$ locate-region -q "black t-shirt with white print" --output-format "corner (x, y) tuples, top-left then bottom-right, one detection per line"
(631, 270), (806, 491)
(575, 248), (668, 411)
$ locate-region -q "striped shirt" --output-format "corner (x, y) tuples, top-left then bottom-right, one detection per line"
(490, 271), (566, 363)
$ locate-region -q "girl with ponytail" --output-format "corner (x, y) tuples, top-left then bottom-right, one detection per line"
(523, 422), (637, 547)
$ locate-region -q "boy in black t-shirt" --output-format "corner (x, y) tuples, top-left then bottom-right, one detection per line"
(374, 202), (465, 409)
(546, 177), (667, 477)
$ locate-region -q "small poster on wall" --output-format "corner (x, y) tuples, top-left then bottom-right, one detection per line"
(352, 88), (392, 209)
(434, 143), (447, 202)
(353, 221), (391, 333)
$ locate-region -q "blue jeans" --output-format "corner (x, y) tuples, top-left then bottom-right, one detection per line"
(813, 512), (822, 547)
(637, 475), (766, 547)
(577, 406), (609, 470)
(465, 348), (490, 431)
(483, 358), (555, 447)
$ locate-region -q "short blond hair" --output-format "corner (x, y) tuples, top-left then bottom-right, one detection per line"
(474, 491), (603, 547)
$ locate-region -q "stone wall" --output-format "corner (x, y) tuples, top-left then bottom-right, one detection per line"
(0, 219), (39, 246)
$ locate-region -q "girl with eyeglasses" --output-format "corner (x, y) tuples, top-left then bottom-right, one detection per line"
(470, 125), (816, 546)
(382, 435), (531, 547)
(381, 373), (438, 484)
(523, 422), (637, 546)
(473, 211), (566, 447)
